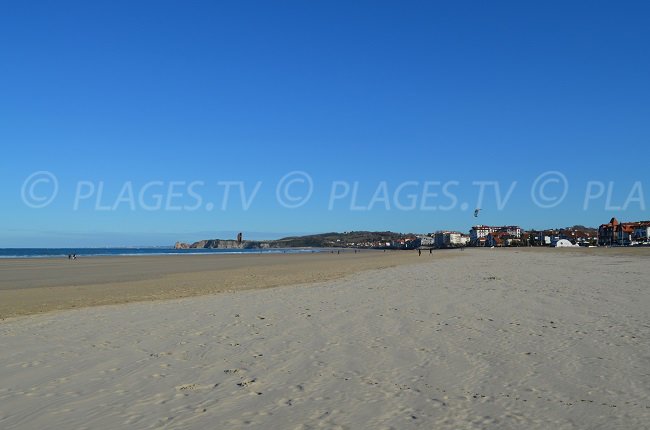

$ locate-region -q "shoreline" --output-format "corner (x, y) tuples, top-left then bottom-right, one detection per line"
(0, 250), (444, 320)
(0, 247), (325, 259)
(2, 246), (648, 320)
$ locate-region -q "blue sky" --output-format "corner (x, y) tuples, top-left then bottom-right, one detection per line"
(1, 1), (649, 246)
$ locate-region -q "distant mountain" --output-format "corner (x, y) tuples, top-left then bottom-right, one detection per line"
(564, 225), (598, 234)
(526, 225), (598, 236)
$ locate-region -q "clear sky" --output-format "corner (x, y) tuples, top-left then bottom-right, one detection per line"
(1, 1), (649, 247)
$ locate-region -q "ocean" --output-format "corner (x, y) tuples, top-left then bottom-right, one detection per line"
(0, 248), (319, 258)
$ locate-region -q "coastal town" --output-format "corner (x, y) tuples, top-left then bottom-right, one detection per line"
(319, 217), (650, 250)
(174, 217), (650, 251)
(378, 218), (650, 249)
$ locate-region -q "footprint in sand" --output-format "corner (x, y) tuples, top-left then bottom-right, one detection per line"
(237, 378), (257, 388)
(176, 383), (219, 391)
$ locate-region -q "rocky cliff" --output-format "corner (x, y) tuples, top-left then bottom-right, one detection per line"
(174, 239), (270, 249)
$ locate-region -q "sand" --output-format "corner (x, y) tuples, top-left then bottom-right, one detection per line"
(0, 250), (427, 319)
(0, 248), (649, 429)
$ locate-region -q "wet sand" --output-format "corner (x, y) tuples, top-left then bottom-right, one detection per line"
(2, 247), (647, 319)
(0, 250), (436, 319)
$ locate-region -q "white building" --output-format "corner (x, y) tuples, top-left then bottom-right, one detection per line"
(433, 231), (469, 247)
(418, 235), (435, 246)
(470, 225), (522, 244)
(469, 225), (493, 242)
(448, 232), (470, 246)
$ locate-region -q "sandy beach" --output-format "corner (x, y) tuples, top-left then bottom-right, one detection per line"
(1, 248), (649, 429)
(0, 250), (426, 319)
